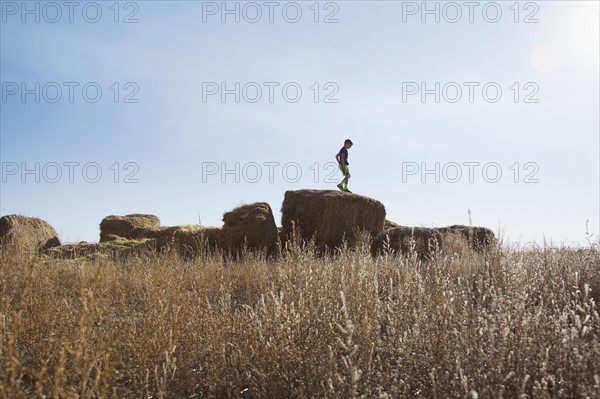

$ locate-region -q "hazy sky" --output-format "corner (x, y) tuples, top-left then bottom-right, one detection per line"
(1, 0), (599, 247)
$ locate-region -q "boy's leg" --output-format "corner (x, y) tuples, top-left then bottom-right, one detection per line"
(338, 164), (347, 190)
(345, 166), (350, 187)
(339, 165), (350, 189)
(345, 167), (351, 191)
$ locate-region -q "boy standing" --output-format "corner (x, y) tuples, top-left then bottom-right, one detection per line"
(335, 139), (353, 193)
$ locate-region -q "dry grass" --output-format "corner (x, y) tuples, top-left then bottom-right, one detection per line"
(1, 236), (599, 398)
(46, 237), (157, 261)
(372, 226), (445, 259)
(437, 225), (497, 250)
(372, 225), (497, 259)
(156, 225), (221, 259)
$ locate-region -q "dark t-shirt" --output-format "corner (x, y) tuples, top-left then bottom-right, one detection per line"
(338, 147), (349, 165)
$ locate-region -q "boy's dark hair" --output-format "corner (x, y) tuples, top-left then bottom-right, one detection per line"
(344, 139), (353, 145)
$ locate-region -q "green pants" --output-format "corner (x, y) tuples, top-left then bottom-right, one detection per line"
(339, 164), (350, 177)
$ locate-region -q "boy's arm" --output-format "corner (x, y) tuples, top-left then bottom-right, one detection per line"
(340, 153), (347, 166)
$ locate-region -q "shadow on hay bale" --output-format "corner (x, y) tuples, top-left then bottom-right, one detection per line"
(218, 202), (278, 259)
(130, 226), (164, 239)
(46, 237), (156, 261)
(372, 224), (497, 259)
(372, 226), (443, 259)
(281, 189), (386, 251)
(0, 214), (61, 255)
(437, 225), (497, 250)
(99, 214), (160, 242)
(156, 225), (221, 259)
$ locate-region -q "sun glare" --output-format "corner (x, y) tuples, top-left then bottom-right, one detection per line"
(531, 41), (559, 74)
(573, 2), (600, 60)
(531, 3), (598, 74)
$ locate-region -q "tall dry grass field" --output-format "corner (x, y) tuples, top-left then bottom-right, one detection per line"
(1, 236), (599, 398)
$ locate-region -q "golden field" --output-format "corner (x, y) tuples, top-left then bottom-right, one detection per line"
(1, 236), (599, 398)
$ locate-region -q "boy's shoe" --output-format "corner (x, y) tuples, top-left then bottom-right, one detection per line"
(337, 184), (345, 191)
(344, 188), (352, 193)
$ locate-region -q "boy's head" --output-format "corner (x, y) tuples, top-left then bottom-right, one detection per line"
(344, 139), (353, 149)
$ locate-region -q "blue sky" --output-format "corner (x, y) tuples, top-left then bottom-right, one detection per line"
(1, 0), (599, 246)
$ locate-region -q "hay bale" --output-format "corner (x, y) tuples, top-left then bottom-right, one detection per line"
(99, 214), (160, 242)
(372, 226), (443, 258)
(218, 202), (278, 257)
(437, 225), (496, 250)
(281, 189), (386, 249)
(0, 214), (61, 255)
(47, 237), (156, 260)
(156, 225), (221, 258)
(372, 224), (497, 258)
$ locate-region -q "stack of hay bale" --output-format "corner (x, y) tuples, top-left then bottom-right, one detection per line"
(1, 189), (497, 262)
(44, 214), (161, 260)
(151, 203), (279, 259)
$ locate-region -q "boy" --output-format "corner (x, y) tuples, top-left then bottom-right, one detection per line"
(335, 139), (353, 193)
